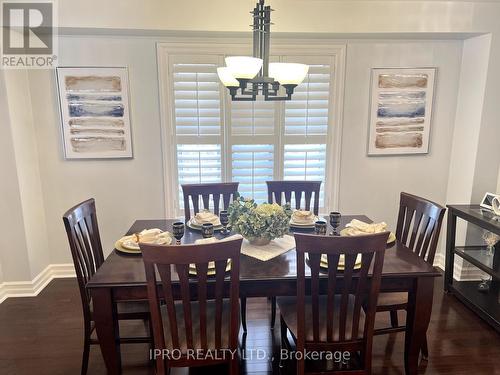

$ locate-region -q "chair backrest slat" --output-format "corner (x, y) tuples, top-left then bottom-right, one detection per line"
(182, 183), (239, 221)
(141, 238), (242, 369)
(326, 254), (340, 342)
(214, 259), (228, 348)
(63, 199), (104, 321)
(266, 181), (322, 215)
(294, 232), (388, 369)
(157, 265), (179, 348)
(395, 192), (446, 264)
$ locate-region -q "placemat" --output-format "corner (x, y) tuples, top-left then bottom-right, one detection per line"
(241, 235), (296, 261)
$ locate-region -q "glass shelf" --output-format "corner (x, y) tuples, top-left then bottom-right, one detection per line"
(454, 246), (500, 280)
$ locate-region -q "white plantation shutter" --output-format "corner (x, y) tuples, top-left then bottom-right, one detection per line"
(177, 144), (222, 185)
(167, 52), (335, 213)
(282, 56), (333, 208)
(231, 144), (274, 203)
(230, 100), (275, 136)
(283, 144), (326, 206)
(284, 62), (331, 136)
(172, 60), (222, 138)
(176, 144), (222, 206)
(170, 56), (224, 208)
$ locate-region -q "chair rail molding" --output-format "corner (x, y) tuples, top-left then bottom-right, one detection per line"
(0, 264), (76, 304)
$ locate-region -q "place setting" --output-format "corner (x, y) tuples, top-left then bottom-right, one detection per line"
(309, 212), (396, 272)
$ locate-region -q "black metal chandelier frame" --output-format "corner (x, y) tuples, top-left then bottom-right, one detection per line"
(227, 0), (297, 101)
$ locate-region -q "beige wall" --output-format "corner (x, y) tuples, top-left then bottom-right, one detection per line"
(0, 72), (34, 282)
(29, 36), (166, 264)
(56, 0), (477, 33)
(340, 40), (462, 231)
(497, 166), (500, 193)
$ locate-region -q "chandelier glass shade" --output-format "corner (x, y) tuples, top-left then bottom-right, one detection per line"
(217, 0), (309, 101)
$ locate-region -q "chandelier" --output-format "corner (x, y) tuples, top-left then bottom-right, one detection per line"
(217, 0), (309, 101)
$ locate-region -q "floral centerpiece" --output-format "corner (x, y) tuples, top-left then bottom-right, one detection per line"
(228, 195), (292, 245)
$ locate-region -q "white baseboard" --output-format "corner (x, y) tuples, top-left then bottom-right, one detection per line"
(433, 252), (485, 281)
(0, 263), (75, 304)
(434, 252), (445, 271)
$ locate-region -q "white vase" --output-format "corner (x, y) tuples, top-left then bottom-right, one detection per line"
(248, 237), (271, 246)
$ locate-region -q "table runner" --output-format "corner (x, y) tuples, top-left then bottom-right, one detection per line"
(240, 235), (296, 261)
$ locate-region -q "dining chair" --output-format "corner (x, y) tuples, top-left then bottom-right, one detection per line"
(140, 237), (243, 374)
(266, 180), (322, 215)
(181, 182), (239, 222)
(278, 232), (389, 374)
(372, 192), (445, 360)
(241, 180), (322, 332)
(63, 199), (151, 375)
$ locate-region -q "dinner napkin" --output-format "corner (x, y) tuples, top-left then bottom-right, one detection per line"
(343, 219), (387, 236)
(291, 210), (315, 224)
(120, 228), (172, 250)
(192, 211), (221, 226)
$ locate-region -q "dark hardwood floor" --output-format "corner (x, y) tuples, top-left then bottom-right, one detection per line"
(0, 277), (499, 374)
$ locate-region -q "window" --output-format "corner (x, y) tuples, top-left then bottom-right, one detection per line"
(164, 47), (339, 214)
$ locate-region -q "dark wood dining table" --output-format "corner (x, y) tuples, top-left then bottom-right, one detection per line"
(87, 215), (440, 375)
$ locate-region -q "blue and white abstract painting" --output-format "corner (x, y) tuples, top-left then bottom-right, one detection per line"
(56, 67), (133, 159)
(368, 68), (436, 155)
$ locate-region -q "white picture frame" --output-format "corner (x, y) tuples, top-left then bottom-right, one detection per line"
(367, 67), (436, 156)
(56, 67), (133, 159)
(480, 192), (500, 211)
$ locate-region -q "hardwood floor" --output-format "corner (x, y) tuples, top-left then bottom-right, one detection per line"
(0, 278), (499, 374)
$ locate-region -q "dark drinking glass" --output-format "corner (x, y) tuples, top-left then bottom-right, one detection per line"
(329, 211), (341, 236)
(314, 220), (327, 235)
(172, 222), (185, 245)
(220, 210), (229, 235)
(202, 223), (214, 238)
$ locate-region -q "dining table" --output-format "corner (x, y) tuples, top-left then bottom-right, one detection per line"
(86, 214), (440, 375)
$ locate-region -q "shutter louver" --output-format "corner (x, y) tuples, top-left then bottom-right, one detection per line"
(177, 144), (222, 205)
(283, 144), (326, 206)
(173, 63), (221, 137)
(231, 144), (274, 203)
(230, 100), (275, 136)
(285, 64), (331, 136)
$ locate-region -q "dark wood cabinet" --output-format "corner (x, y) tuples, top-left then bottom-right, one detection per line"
(445, 204), (500, 332)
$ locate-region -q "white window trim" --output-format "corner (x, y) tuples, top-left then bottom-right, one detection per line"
(157, 38), (346, 217)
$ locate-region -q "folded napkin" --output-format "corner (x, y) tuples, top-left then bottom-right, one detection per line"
(192, 210), (221, 226)
(342, 219), (387, 236)
(121, 228), (172, 250)
(291, 210), (315, 224)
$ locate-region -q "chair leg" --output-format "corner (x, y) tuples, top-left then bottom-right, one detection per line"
(241, 297), (247, 333)
(270, 297), (276, 330)
(229, 357), (239, 375)
(297, 357), (305, 375)
(421, 333), (429, 361)
(280, 315), (288, 348)
(279, 315), (288, 369)
(81, 325), (91, 375)
(390, 310), (399, 328)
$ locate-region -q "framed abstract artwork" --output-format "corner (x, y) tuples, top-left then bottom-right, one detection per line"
(367, 67), (436, 155)
(56, 67), (133, 159)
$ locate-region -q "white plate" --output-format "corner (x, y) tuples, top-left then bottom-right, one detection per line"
(340, 229), (396, 245)
(187, 219), (224, 231)
(289, 216), (319, 228)
(306, 253), (362, 270)
(189, 259), (232, 276)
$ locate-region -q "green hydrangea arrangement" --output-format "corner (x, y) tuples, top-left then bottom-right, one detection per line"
(228, 194), (292, 243)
